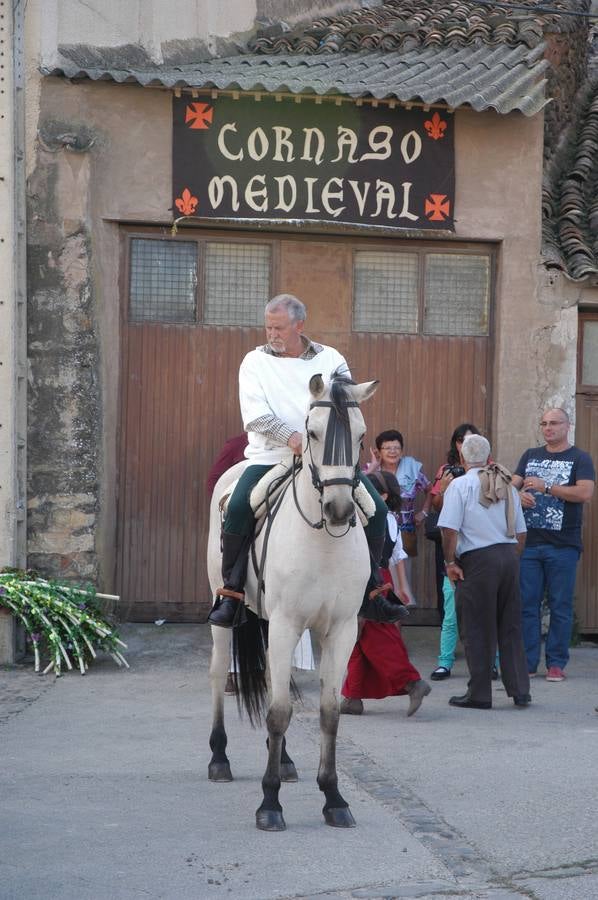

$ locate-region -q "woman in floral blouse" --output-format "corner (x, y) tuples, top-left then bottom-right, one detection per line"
(364, 429), (432, 603)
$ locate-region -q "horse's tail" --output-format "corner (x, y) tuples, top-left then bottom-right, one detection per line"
(231, 610), (269, 727)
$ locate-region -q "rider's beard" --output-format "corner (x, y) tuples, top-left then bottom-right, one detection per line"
(268, 339), (286, 354)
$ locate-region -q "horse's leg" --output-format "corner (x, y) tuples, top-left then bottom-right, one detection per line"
(280, 735), (298, 782)
(266, 735), (298, 783)
(208, 625), (233, 782)
(256, 619), (298, 831)
(317, 618), (358, 827)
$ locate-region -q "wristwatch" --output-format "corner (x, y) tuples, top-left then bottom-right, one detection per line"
(545, 483), (552, 495)
(444, 560), (456, 567)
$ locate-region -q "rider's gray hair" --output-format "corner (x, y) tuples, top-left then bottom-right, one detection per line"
(265, 294), (307, 323)
(461, 434), (491, 465)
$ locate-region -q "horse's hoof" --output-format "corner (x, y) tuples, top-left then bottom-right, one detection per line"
(208, 762), (233, 782)
(323, 806), (356, 828)
(280, 762), (298, 783)
(256, 809), (286, 831)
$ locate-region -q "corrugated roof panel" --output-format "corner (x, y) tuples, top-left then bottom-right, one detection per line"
(43, 43), (549, 116)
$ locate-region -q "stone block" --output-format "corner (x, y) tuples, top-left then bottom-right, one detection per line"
(0, 609), (23, 665)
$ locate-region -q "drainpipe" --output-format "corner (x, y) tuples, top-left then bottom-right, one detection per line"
(0, 0), (27, 663)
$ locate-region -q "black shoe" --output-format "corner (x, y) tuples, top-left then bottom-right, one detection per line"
(513, 694), (531, 707)
(207, 595), (241, 628)
(358, 539), (409, 623)
(208, 530), (253, 628)
(449, 693), (491, 710)
(492, 666), (499, 680)
(340, 698), (364, 715)
(431, 666), (451, 681)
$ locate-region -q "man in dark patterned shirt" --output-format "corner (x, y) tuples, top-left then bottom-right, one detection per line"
(512, 409), (595, 682)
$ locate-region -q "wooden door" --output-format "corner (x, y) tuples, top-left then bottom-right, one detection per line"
(116, 228), (494, 621)
(575, 312), (598, 633)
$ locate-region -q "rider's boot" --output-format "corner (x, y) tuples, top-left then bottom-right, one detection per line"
(207, 532), (251, 628)
(358, 534), (409, 623)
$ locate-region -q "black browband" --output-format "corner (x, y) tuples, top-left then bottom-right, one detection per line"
(310, 401), (359, 409)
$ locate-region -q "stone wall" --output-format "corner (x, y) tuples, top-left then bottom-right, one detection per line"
(26, 144), (100, 583)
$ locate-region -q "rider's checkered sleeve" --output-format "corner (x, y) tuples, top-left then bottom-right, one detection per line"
(246, 414), (295, 446)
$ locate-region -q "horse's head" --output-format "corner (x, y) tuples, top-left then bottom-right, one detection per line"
(305, 370), (379, 528)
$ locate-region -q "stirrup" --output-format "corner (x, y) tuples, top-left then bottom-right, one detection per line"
(207, 590), (247, 628)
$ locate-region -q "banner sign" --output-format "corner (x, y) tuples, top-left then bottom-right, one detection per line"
(172, 95), (454, 230)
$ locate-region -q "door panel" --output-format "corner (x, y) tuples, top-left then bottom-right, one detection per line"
(575, 395), (598, 631)
(117, 323), (262, 621)
(349, 332), (490, 617)
(278, 239), (353, 358)
(575, 312), (598, 632)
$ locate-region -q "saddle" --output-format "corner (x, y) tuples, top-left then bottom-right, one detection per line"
(218, 462), (376, 620)
(219, 462), (376, 527)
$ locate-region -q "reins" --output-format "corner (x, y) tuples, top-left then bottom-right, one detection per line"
(291, 457), (356, 537)
(254, 469), (292, 620)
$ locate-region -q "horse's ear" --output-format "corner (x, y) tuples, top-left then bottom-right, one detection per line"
(309, 373), (325, 399)
(351, 380), (380, 404)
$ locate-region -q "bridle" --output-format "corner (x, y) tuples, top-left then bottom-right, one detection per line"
(291, 399), (361, 536)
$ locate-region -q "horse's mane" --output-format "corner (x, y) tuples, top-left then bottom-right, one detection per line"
(329, 366), (356, 422)
(319, 366), (358, 467)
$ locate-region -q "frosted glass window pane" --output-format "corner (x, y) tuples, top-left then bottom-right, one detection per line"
(129, 239), (197, 323)
(424, 254), (490, 336)
(204, 243), (271, 326)
(353, 251), (419, 333)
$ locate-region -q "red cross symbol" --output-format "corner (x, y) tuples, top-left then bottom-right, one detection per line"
(425, 194), (451, 221)
(185, 102), (214, 130)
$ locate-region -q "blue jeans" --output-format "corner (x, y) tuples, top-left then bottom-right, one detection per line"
(519, 544), (580, 672)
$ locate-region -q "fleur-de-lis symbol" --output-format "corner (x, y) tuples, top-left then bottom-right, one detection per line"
(424, 194), (451, 221)
(175, 188), (199, 216)
(424, 111), (447, 140)
(185, 102), (214, 130)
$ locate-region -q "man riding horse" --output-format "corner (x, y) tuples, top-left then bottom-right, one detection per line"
(207, 293), (397, 629)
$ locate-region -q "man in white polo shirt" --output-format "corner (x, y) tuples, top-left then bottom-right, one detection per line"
(207, 293), (388, 628)
(438, 434), (530, 710)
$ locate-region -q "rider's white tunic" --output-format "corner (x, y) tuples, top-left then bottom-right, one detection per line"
(239, 345), (348, 466)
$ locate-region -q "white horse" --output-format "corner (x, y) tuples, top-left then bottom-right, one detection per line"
(207, 372), (378, 831)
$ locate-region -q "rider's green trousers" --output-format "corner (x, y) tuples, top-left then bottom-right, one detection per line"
(223, 464), (387, 539)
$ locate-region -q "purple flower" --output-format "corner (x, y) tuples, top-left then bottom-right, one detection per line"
(0, 586), (5, 595)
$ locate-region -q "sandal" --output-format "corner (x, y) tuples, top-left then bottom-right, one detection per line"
(430, 666), (451, 681)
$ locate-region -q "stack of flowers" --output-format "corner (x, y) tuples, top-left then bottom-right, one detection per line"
(0, 568), (128, 676)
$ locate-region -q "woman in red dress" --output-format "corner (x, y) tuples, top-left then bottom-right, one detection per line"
(341, 471), (431, 717)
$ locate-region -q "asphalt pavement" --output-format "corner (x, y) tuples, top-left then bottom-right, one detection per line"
(2, 623), (598, 900)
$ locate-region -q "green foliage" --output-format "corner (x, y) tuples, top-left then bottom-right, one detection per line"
(0, 568), (128, 675)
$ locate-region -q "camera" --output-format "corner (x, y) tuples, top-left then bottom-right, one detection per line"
(447, 465), (465, 478)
